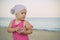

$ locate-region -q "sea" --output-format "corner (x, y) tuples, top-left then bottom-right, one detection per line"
(0, 17), (60, 32)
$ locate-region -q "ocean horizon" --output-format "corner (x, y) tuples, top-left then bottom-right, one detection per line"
(0, 17), (60, 32)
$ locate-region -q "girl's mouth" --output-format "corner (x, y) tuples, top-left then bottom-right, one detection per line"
(22, 17), (25, 19)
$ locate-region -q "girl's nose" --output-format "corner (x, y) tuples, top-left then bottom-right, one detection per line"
(23, 13), (26, 16)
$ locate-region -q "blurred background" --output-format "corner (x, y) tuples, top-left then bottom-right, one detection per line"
(0, 0), (60, 31)
(0, 0), (60, 40)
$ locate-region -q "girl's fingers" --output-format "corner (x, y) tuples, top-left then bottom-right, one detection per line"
(15, 27), (20, 31)
(15, 27), (26, 34)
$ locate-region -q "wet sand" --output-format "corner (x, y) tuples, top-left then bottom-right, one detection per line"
(0, 27), (60, 40)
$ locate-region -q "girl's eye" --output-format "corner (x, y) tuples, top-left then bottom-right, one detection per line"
(21, 12), (24, 14)
(21, 12), (26, 14)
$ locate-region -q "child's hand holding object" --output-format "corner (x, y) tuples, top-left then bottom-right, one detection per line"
(15, 27), (26, 34)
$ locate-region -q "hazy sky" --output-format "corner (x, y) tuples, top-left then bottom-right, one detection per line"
(0, 0), (60, 18)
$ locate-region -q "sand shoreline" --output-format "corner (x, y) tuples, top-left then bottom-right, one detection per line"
(0, 27), (60, 40)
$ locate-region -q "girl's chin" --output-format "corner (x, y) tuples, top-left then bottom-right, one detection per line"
(18, 18), (25, 21)
(21, 18), (25, 21)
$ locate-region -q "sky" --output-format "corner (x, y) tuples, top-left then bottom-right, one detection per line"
(0, 0), (60, 18)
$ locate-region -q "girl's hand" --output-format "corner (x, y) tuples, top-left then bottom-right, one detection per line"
(20, 28), (26, 33)
(16, 27), (26, 34)
(15, 27), (20, 32)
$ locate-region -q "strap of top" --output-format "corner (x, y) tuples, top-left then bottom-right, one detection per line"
(12, 19), (24, 28)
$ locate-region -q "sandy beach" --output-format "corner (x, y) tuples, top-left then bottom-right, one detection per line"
(0, 27), (60, 40)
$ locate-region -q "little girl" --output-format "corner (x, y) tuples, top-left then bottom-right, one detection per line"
(7, 4), (33, 40)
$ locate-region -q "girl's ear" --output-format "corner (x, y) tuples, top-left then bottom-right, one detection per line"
(15, 13), (17, 15)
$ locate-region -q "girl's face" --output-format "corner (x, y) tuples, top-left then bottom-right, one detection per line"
(15, 9), (26, 20)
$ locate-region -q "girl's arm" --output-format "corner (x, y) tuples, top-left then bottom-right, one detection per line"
(23, 21), (33, 34)
(7, 21), (19, 33)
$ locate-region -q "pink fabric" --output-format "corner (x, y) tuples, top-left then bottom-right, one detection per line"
(12, 19), (29, 40)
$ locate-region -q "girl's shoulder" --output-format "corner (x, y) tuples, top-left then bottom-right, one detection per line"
(24, 20), (30, 25)
(8, 19), (15, 28)
(24, 20), (28, 23)
(9, 19), (15, 24)
(24, 20), (33, 28)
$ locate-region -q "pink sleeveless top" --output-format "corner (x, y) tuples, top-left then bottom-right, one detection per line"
(12, 19), (29, 40)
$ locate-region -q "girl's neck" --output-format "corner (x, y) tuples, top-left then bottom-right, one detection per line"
(16, 19), (21, 21)
(16, 18), (24, 21)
